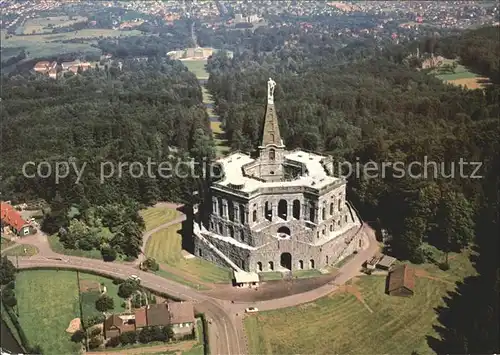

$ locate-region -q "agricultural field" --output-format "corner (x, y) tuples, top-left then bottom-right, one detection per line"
(139, 205), (182, 232)
(145, 223), (231, 285)
(245, 251), (476, 355)
(1, 29), (143, 60)
(19, 16), (88, 35)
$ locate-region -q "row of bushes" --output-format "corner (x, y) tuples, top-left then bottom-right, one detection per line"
(196, 313), (211, 355)
(0, 293), (42, 353)
(107, 325), (178, 348)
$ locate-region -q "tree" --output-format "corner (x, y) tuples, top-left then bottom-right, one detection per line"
(106, 336), (120, 348)
(101, 245), (117, 262)
(119, 331), (137, 345)
(88, 337), (103, 349)
(71, 329), (86, 343)
(0, 256), (16, 285)
(436, 190), (475, 264)
(95, 294), (114, 312)
(2, 288), (17, 307)
(118, 280), (139, 298)
(143, 257), (159, 271)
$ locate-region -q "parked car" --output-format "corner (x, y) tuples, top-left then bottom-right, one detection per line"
(129, 275), (141, 282)
(245, 307), (258, 313)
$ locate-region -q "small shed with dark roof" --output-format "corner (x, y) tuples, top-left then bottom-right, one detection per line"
(386, 264), (415, 297)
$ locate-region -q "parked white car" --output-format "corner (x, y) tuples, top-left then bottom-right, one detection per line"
(245, 307), (259, 313)
(129, 275), (141, 282)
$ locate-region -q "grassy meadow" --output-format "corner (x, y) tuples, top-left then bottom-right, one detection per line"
(20, 16), (88, 35)
(145, 223), (231, 285)
(15, 270), (127, 354)
(139, 205), (182, 232)
(245, 251), (476, 355)
(1, 244), (38, 257)
(182, 59), (209, 79)
(1, 29), (143, 60)
(431, 58), (490, 90)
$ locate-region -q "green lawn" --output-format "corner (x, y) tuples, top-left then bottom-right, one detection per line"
(146, 224), (231, 285)
(15, 270), (82, 354)
(15, 270), (126, 354)
(139, 205), (182, 232)
(259, 272), (283, 281)
(431, 59), (480, 81)
(78, 273), (127, 313)
(182, 60), (209, 79)
(245, 252), (476, 354)
(292, 269), (323, 278)
(1, 244), (38, 256)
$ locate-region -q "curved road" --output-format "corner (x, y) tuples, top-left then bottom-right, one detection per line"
(8, 224), (378, 355)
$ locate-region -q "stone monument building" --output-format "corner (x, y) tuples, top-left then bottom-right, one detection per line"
(193, 79), (363, 274)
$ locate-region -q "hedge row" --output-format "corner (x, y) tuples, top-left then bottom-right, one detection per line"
(1, 299), (30, 352)
(195, 312), (211, 355)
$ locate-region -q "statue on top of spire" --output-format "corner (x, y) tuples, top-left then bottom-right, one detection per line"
(267, 78), (276, 104)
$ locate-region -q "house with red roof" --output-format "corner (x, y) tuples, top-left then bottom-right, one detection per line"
(0, 202), (32, 236)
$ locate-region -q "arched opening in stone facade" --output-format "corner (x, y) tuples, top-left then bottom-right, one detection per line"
(239, 204), (245, 223)
(330, 202), (334, 215)
(280, 253), (292, 270)
(268, 261), (274, 271)
(278, 200), (288, 220)
(310, 259), (315, 269)
(218, 222), (223, 235)
(228, 225), (234, 238)
(309, 202), (315, 222)
(338, 220), (341, 227)
(228, 201), (235, 222)
(241, 260), (246, 270)
(269, 148), (275, 160)
(330, 224), (333, 232)
(345, 214), (348, 223)
(298, 260), (304, 269)
(218, 197), (223, 216)
(322, 207), (326, 220)
(198, 249), (203, 257)
(322, 227), (326, 235)
(265, 201), (272, 221)
(359, 239), (362, 248)
(326, 255), (329, 264)
(252, 210), (257, 222)
(338, 199), (342, 211)
(257, 262), (262, 272)
(240, 230), (245, 243)
(277, 226), (291, 237)
(292, 200), (301, 219)
(212, 199), (217, 213)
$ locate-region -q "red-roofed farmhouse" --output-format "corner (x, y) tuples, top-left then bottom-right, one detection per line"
(0, 202), (32, 236)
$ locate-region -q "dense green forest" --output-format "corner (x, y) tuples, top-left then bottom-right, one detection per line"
(0, 58), (213, 257)
(205, 26), (499, 353)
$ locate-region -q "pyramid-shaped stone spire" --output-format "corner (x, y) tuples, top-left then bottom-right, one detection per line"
(260, 78), (284, 148)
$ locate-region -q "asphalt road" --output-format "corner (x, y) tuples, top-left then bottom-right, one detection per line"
(9, 223), (378, 355)
(13, 256), (243, 355)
